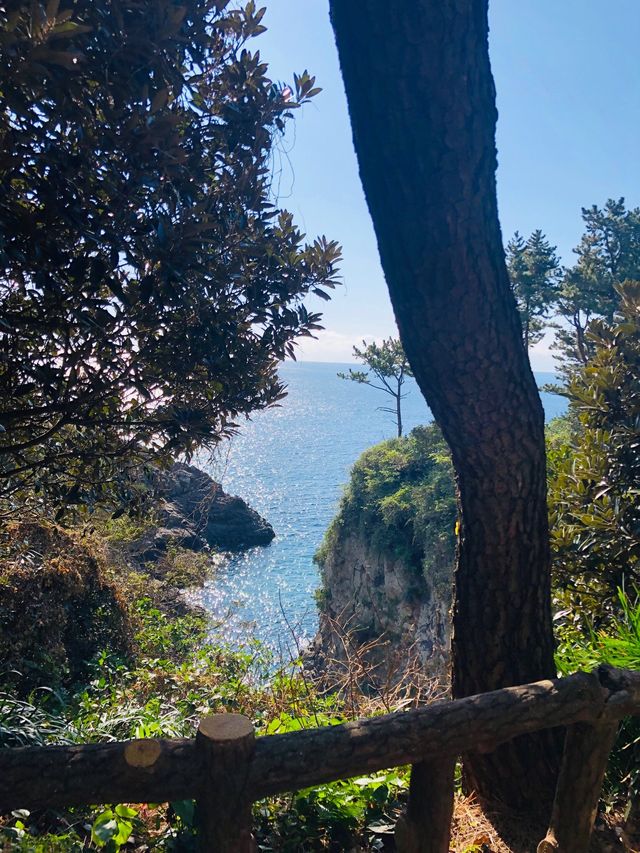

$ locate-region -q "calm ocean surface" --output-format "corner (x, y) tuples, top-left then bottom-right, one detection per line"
(194, 362), (566, 655)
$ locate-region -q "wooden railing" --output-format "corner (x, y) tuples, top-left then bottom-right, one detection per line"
(1, 665), (638, 852)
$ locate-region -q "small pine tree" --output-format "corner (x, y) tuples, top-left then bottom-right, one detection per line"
(338, 338), (413, 437)
(552, 198), (640, 378)
(506, 230), (560, 349)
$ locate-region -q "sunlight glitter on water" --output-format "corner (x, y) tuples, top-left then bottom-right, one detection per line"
(192, 362), (567, 652)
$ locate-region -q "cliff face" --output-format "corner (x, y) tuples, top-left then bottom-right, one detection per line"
(312, 425), (456, 684)
(315, 529), (451, 681)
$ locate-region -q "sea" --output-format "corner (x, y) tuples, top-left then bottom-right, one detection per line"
(194, 361), (566, 657)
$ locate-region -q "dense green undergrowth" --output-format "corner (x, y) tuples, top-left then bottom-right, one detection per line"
(556, 588), (640, 813)
(0, 521), (412, 852)
(0, 604), (411, 851)
(549, 283), (640, 629)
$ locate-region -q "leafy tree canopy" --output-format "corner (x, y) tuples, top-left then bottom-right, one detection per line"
(553, 198), (640, 376)
(549, 281), (640, 624)
(338, 338), (412, 437)
(0, 0), (341, 511)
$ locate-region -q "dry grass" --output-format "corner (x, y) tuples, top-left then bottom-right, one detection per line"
(306, 618), (637, 852)
(308, 611), (447, 719)
(450, 794), (523, 852)
(449, 794), (631, 852)
(0, 518), (132, 692)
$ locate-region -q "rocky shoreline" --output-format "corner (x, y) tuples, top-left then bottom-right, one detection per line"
(127, 462), (275, 566)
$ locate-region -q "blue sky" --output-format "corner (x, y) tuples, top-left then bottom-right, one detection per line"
(257, 1), (640, 369)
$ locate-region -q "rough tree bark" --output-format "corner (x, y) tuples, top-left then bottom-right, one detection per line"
(329, 0), (559, 810)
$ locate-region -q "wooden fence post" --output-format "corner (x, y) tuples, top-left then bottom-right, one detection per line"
(196, 714), (257, 853)
(395, 756), (456, 853)
(537, 720), (618, 853)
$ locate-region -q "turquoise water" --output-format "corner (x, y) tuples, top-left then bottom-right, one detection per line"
(195, 362), (566, 655)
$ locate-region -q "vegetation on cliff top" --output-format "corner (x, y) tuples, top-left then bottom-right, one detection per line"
(315, 423), (456, 584)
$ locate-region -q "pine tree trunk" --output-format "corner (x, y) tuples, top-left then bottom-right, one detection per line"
(574, 314), (590, 363)
(524, 300), (531, 349)
(329, 0), (559, 811)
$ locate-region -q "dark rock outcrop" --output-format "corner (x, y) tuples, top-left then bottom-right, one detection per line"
(128, 464), (274, 564)
(158, 463), (274, 549)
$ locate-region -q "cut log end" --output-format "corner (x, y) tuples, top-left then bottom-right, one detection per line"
(195, 714), (256, 852)
(197, 714), (254, 744)
(123, 739), (162, 769)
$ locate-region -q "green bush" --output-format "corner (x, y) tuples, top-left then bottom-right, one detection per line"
(556, 588), (640, 806)
(316, 424), (457, 582)
(549, 281), (640, 625)
(0, 587), (411, 851)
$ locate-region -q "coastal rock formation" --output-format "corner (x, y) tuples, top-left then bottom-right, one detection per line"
(313, 529), (452, 683)
(311, 425), (456, 685)
(158, 463), (275, 549)
(129, 463), (274, 563)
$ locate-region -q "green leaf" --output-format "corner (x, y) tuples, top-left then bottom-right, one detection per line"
(92, 811), (118, 844)
(114, 804), (137, 820)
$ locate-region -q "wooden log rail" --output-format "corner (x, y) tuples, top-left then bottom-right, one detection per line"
(0, 665), (638, 852)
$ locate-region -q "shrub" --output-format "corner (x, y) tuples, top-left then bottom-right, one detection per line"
(549, 281), (640, 624)
(556, 588), (640, 810)
(317, 424), (457, 582)
(0, 520), (131, 692)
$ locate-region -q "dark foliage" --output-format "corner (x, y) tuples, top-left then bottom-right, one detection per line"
(0, 0), (340, 510)
(0, 519), (131, 692)
(506, 230), (560, 349)
(553, 198), (640, 377)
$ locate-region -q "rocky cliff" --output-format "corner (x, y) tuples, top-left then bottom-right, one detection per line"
(312, 425), (456, 684)
(315, 530), (451, 679)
